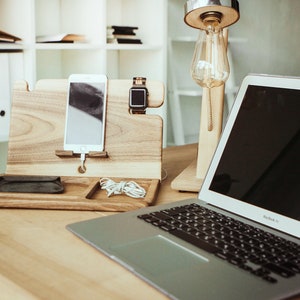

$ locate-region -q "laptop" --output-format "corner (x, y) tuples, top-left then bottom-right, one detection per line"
(67, 74), (300, 300)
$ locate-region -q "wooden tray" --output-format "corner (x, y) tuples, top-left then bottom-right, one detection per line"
(0, 79), (164, 211)
(0, 177), (160, 211)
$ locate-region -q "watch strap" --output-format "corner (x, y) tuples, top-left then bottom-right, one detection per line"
(133, 77), (147, 87)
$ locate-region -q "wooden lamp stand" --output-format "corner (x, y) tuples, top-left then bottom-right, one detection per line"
(171, 0), (239, 192)
(171, 83), (225, 192)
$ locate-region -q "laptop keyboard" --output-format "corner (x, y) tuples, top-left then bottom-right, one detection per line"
(138, 203), (300, 284)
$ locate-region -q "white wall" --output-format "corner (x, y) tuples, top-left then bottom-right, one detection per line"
(167, 0), (300, 145)
(230, 0), (300, 85)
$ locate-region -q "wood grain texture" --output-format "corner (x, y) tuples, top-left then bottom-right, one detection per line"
(7, 79), (163, 178)
(1, 79), (164, 210)
(197, 85), (225, 178)
(0, 177), (160, 211)
(171, 86), (225, 192)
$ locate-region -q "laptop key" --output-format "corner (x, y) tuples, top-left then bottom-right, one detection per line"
(263, 262), (295, 278)
(281, 261), (300, 273)
(150, 211), (172, 221)
(159, 224), (176, 232)
(170, 229), (219, 254)
(263, 275), (278, 284)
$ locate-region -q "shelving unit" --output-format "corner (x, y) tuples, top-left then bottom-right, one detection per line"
(0, 0), (168, 165)
(168, 36), (203, 145)
(167, 0), (202, 145)
(34, 0), (167, 85)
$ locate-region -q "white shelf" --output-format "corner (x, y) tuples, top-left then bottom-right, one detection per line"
(35, 43), (105, 51)
(0, 0), (168, 149)
(175, 88), (203, 97)
(106, 44), (163, 51)
(171, 36), (248, 43)
(171, 36), (197, 43)
(0, 43), (24, 50)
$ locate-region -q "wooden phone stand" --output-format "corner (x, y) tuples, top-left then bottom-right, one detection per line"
(0, 79), (164, 211)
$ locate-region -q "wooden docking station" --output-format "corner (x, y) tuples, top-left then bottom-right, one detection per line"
(0, 79), (164, 211)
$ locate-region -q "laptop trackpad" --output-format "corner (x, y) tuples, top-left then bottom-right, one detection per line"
(112, 235), (208, 277)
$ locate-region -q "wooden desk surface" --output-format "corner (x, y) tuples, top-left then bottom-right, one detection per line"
(0, 144), (198, 300)
(2, 143), (300, 300)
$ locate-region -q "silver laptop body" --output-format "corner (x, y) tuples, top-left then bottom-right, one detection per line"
(67, 74), (300, 300)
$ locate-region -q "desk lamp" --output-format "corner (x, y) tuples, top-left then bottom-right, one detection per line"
(172, 0), (240, 192)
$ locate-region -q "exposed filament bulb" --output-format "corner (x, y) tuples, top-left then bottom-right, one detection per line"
(190, 12), (229, 131)
(190, 12), (229, 88)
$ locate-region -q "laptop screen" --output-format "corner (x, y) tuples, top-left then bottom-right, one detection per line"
(209, 85), (300, 221)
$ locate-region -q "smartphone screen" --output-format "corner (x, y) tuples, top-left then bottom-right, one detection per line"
(64, 74), (107, 153)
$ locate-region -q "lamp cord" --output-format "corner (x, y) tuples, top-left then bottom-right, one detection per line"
(207, 88), (213, 131)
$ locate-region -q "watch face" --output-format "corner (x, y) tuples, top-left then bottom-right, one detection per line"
(130, 88), (147, 107)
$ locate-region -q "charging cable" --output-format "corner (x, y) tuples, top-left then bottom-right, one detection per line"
(100, 178), (146, 198)
(78, 153), (87, 173)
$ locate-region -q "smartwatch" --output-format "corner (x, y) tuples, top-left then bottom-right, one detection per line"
(129, 77), (148, 114)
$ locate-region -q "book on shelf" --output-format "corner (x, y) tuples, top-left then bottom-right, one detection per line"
(111, 25), (138, 35)
(107, 26), (142, 44)
(0, 30), (21, 43)
(112, 34), (136, 39)
(36, 33), (86, 43)
(116, 38), (142, 44)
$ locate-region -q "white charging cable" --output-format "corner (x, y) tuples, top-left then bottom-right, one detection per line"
(100, 178), (146, 198)
(78, 153), (86, 173)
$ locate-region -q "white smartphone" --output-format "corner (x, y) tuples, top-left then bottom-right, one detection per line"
(64, 74), (107, 154)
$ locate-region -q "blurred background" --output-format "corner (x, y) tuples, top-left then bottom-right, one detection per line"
(167, 0), (300, 145)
